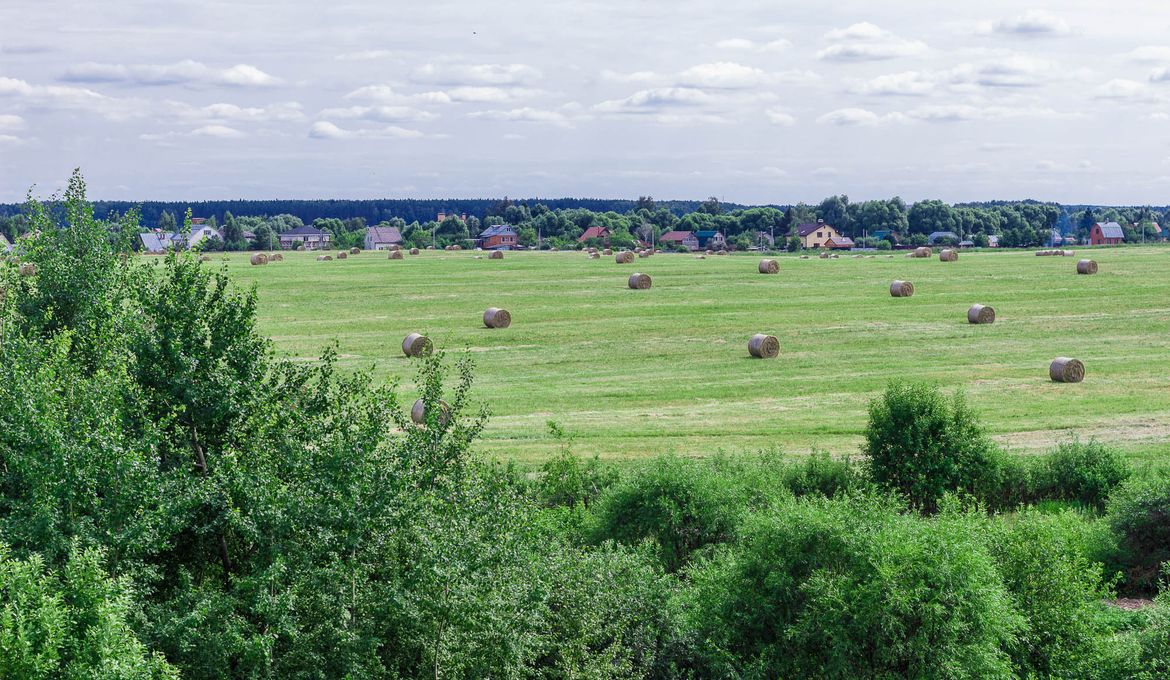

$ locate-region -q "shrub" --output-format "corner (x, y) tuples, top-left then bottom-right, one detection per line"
(863, 381), (999, 512)
(535, 421), (618, 509)
(987, 508), (1117, 677)
(1106, 474), (1170, 593)
(679, 494), (1021, 678)
(1037, 439), (1130, 510)
(779, 450), (865, 498)
(590, 456), (745, 572)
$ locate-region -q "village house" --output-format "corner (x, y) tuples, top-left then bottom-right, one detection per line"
(364, 225), (403, 250)
(927, 231), (960, 246)
(138, 224), (222, 253)
(796, 221), (841, 249)
(479, 224), (518, 249)
(753, 231), (775, 249)
(1089, 221), (1124, 246)
(658, 230), (700, 250)
(578, 226), (610, 243)
(825, 235), (855, 249)
(278, 224), (331, 250)
(695, 230), (726, 250)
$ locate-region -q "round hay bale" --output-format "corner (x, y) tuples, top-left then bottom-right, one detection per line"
(967, 304), (995, 324)
(603, 248), (613, 255)
(695, 255), (706, 260)
(819, 252), (830, 259)
(199, 255), (211, 262)
(18, 263), (36, 277)
(426, 246), (435, 250)
(451, 245), (462, 251)
(800, 255), (810, 260)
(638, 250), (650, 258)
(914, 246), (933, 258)
(830, 254), (840, 259)
(758, 259), (779, 274)
(588, 252), (600, 259)
(627, 272), (652, 289)
(890, 280), (914, 297)
(402, 333), (433, 358)
(270, 253), (284, 262)
(350, 247), (360, 255)
(316, 255), (327, 261)
(410, 398), (450, 426)
(483, 307), (512, 329)
(615, 251), (635, 264)
(939, 249), (958, 262)
(1076, 259), (1098, 275)
(716, 250), (728, 256)
(410, 247), (420, 255)
(389, 244), (401, 251)
(489, 250), (504, 260)
(1049, 357), (1085, 383)
(1062, 250), (1076, 257)
(250, 253), (269, 266)
(388, 250), (404, 260)
(748, 333), (780, 359)
(336, 251), (348, 260)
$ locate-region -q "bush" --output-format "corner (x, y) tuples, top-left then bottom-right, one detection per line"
(863, 382), (999, 512)
(536, 422), (618, 509)
(589, 456), (745, 572)
(987, 508), (1117, 677)
(1037, 439), (1130, 510)
(679, 494), (1021, 678)
(778, 450), (865, 498)
(1106, 474), (1170, 593)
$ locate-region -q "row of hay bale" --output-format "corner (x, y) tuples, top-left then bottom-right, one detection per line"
(1036, 249), (1076, 257)
(249, 253), (285, 265)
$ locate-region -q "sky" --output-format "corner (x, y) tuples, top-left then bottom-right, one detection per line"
(2, 0), (1170, 205)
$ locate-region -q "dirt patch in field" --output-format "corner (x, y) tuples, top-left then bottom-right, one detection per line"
(995, 416), (1170, 453)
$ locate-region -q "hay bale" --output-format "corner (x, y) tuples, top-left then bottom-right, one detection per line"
(890, 280), (914, 297)
(1061, 250), (1076, 257)
(270, 253), (284, 262)
(402, 333), (433, 357)
(389, 244), (401, 251)
(426, 246), (435, 250)
(716, 250), (728, 256)
(819, 252), (830, 259)
(748, 333), (780, 359)
(588, 252), (600, 259)
(830, 254), (840, 259)
(705, 250), (714, 256)
(199, 255), (211, 262)
(914, 246), (933, 258)
(799, 255), (810, 260)
(388, 250), (404, 260)
(627, 272), (652, 289)
(1076, 259), (1098, 275)
(638, 250), (650, 258)
(939, 249), (958, 262)
(603, 248), (613, 255)
(350, 247), (360, 255)
(483, 307), (512, 329)
(409, 248), (420, 255)
(758, 259), (779, 274)
(411, 398), (450, 426)
(1049, 357), (1085, 383)
(615, 251), (635, 264)
(695, 255), (706, 260)
(336, 251), (348, 260)
(249, 253), (268, 266)
(18, 263), (37, 277)
(489, 250), (504, 260)
(967, 304), (995, 324)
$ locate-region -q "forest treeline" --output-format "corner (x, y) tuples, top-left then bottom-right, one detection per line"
(4, 174), (1170, 679)
(2, 191), (1167, 252)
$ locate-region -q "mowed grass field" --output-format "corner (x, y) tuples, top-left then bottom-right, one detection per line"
(212, 246), (1170, 464)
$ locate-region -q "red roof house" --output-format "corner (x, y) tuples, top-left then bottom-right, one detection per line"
(659, 230), (700, 250)
(1089, 222), (1124, 246)
(578, 226), (611, 243)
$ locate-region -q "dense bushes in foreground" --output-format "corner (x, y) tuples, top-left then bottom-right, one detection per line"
(2, 174), (1170, 678)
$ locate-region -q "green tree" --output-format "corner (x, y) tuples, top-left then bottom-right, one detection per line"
(157, 210), (177, 232)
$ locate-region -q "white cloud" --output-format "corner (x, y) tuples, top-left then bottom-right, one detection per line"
(1094, 78), (1167, 102)
(945, 55), (1057, 88)
(335, 49), (396, 61)
(185, 102), (305, 123)
(308, 121), (426, 139)
(1125, 46), (1170, 63)
(318, 105), (436, 122)
(1151, 68), (1170, 83)
(817, 23), (927, 62)
(678, 62), (769, 89)
(192, 124), (245, 138)
(61, 60), (281, 87)
(0, 134), (23, 145)
(594, 87), (714, 114)
(600, 70), (660, 83)
(0, 76), (141, 120)
(816, 107), (895, 126)
(903, 104), (1068, 122)
(765, 108), (796, 126)
(854, 71), (935, 96)
(410, 62), (541, 86)
(983, 10), (1071, 37)
(467, 107), (571, 126)
(0, 114), (24, 130)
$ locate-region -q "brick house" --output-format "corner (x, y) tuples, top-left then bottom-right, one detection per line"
(479, 225), (518, 249)
(578, 226), (610, 243)
(658, 230), (700, 250)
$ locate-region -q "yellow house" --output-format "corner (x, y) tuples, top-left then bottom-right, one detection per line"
(797, 221), (842, 249)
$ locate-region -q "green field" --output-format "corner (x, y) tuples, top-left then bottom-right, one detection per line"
(213, 246), (1170, 464)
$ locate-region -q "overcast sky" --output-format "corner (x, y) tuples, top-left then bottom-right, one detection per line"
(2, 1), (1169, 205)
